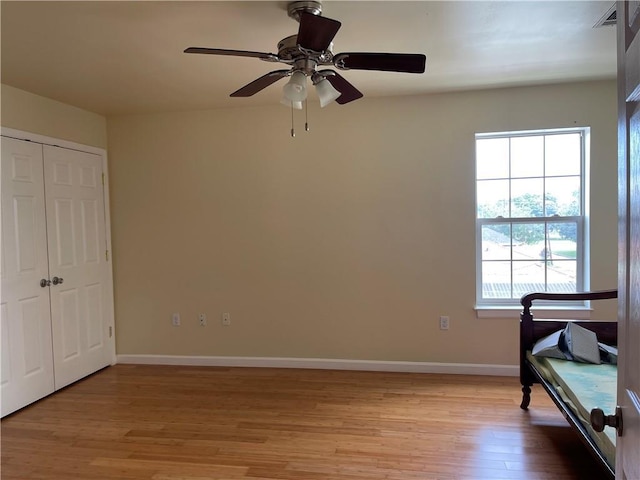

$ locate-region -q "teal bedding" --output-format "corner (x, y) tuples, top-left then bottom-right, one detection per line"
(527, 352), (617, 470)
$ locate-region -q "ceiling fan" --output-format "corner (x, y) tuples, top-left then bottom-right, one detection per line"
(184, 1), (426, 108)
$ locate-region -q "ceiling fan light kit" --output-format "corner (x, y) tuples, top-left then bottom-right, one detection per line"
(184, 0), (426, 135)
(280, 97), (304, 110)
(282, 71), (308, 102)
(314, 77), (341, 108)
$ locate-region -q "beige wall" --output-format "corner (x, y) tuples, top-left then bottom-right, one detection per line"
(1, 84), (107, 148)
(107, 80), (617, 365)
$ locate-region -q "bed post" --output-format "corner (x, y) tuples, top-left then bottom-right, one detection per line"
(519, 300), (534, 410)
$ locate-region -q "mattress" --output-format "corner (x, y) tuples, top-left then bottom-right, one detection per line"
(526, 352), (617, 470)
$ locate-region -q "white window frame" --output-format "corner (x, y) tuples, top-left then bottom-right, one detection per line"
(474, 127), (590, 313)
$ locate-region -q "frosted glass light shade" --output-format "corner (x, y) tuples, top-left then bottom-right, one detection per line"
(315, 78), (341, 108)
(280, 97), (303, 109)
(282, 71), (308, 102)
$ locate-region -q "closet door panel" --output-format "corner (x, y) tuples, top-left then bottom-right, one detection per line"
(81, 199), (100, 264)
(85, 282), (104, 350)
(1, 137), (55, 417)
(58, 288), (81, 361)
(43, 146), (111, 389)
(52, 198), (76, 267)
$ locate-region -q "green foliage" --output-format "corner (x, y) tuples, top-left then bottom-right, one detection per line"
(512, 223), (542, 244)
(555, 191), (580, 240)
(478, 191), (580, 244)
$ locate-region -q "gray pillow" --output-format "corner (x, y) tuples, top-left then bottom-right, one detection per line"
(533, 322), (601, 364)
(563, 322), (601, 364)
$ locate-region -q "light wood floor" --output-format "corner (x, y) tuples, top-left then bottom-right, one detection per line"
(1, 365), (609, 480)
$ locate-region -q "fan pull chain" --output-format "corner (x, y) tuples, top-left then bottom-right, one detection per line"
(305, 100), (309, 132)
(290, 101), (295, 137)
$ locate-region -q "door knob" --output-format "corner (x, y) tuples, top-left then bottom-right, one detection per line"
(52, 276), (64, 285)
(40, 278), (51, 288)
(590, 406), (623, 436)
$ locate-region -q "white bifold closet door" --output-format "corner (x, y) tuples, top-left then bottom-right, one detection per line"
(43, 145), (112, 389)
(1, 136), (113, 416)
(1, 137), (55, 415)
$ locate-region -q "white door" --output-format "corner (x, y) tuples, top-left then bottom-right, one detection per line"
(616, 1), (640, 478)
(43, 145), (112, 389)
(1, 137), (55, 416)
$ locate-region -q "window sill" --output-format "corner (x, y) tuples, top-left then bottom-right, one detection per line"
(475, 305), (594, 319)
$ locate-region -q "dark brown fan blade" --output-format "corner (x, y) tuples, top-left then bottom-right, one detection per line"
(296, 11), (341, 52)
(184, 47), (279, 62)
(321, 71), (363, 105)
(230, 70), (290, 97)
(334, 53), (426, 73)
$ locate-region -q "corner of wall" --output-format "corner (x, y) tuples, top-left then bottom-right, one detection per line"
(1, 84), (107, 149)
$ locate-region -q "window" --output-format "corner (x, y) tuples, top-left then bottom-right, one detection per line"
(475, 128), (588, 306)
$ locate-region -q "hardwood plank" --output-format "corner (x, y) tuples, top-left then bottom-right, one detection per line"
(1, 365), (610, 479)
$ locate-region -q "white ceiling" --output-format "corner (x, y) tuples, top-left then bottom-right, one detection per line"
(1, 1), (617, 116)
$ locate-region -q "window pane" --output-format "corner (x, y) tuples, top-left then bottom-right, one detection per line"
(477, 179), (509, 218)
(547, 260), (577, 292)
(481, 224), (511, 260)
(511, 136), (543, 178)
(482, 261), (511, 298)
(512, 223), (545, 257)
(546, 177), (581, 216)
(545, 133), (581, 177)
(511, 178), (544, 217)
(548, 221), (578, 255)
(513, 261), (546, 298)
(547, 221), (578, 293)
(477, 138), (510, 179)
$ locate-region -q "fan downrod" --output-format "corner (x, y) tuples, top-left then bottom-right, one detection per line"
(287, 1), (322, 22)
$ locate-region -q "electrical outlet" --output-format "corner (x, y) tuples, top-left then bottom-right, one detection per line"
(199, 313), (207, 326)
(439, 315), (450, 330)
(222, 312), (231, 326)
(172, 313), (181, 326)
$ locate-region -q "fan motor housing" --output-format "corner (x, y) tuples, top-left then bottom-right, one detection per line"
(277, 35), (301, 60)
(276, 34), (333, 71)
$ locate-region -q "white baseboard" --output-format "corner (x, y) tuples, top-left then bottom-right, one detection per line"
(116, 355), (518, 377)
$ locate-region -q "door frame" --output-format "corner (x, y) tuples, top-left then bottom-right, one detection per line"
(1, 127), (116, 366)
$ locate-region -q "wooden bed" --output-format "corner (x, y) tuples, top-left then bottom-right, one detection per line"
(519, 289), (618, 478)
